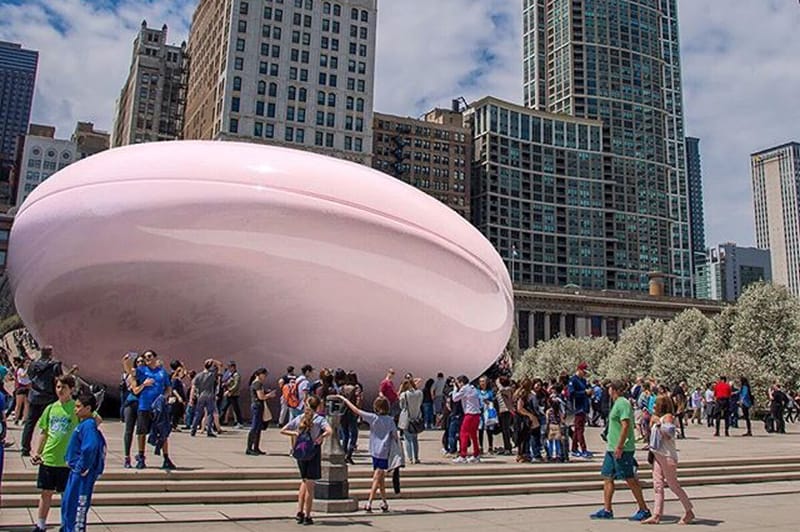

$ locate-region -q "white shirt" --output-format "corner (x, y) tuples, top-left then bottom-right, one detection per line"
(704, 389), (714, 403)
(452, 384), (481, 415)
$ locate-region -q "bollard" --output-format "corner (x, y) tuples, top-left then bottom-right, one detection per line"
(312, 396), (358, 512)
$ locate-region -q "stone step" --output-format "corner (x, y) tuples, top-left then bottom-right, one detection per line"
(4, 470), (800, 508)
(6, 454), (799, 482)
(4, 462), (800, 495)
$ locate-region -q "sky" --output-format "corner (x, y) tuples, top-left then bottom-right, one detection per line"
(0, 0), (798, 248)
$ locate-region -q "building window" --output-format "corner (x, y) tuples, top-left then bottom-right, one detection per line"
(264, 6), (273, 18)
(315, 131), (324, 145)
(233, 76), (242, 91)
(319, 72), (327, 85)
(270, 63), (279, 76)
(323, 2), (331, 14)
(333, 4), (341, 16)
(269, 82), (278, 97)
(327, 93), (336, 107)
(271, 45), (280, 59)
(259, 61), (268, 74)
(356, 98), (364, 112)
(357, 79), (365, 92)
(267, 102), (276, 117)
(234, 57), (244, 70)
(317, 91), (326, 105)
(238, 20), (247, 32)
(297, 108), (306, 122)
(256, 101), (265, 115)
(326, 112), (335, 127)
(296, 128), (305, 143)
(288, 86), (297, 100)
(236, 38), (246, 52)
(274, 8), (282, 22)
(261, 42), (269, 55)
(285, 126), (294, 142)
(254, 122), (263, 137)
(287, 106), (295, 121)
(346, 96), (354, 110)
(344, 136), (352, 150)
(298, 88), (307, 101)
(329, 74), (337, 87)
(231, 97), (240, 112)
(229, 118), (239, 133)
(240, 1), (249, 15)
(355, 137), (363, 151)
(265, 123), (274, 138)
(351, 7), (358, 20)
(258, 81), (266, 94)
(326, 132), (334, 147)
(316, 110), (325, 125)
(360, 10), (368, 22)
(360, 27), (367, 39)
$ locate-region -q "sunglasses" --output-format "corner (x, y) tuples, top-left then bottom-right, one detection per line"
(144, 354), (154, 360)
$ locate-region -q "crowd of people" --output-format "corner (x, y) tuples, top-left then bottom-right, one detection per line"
(2, 345), (800, 528)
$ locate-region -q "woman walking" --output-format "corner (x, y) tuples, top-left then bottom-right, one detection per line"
(740, 377), (753, 436)
(335, 394), (398, 512)
(398, 375), (423, 464)
(643, 412), (694, 525)
(280, 395), (332, 525)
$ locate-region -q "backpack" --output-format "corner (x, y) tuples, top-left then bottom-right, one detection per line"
(292, 430), (317, 461)
(283, 381), (301, 409)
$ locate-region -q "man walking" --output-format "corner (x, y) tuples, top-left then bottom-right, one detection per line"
(379, 368), (399, 419)
(220, 361), (242, 427)
(770, 383), (788, 434)
(713, 375), (732, 437)
(192, 359), (223, 437)
(432, 372), (446, 427)
(568, 362), (592, 457)
(590, 380), (651, 521)
(21, 346), (63, 456)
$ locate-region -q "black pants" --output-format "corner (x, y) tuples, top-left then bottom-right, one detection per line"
(478, 428), (494, 452)
(499, 411), (513, 451)
(221, 396), (242, 425)
(741, 405), (752, 434)
(772, 405), (786, 434)
(123, 401), (139, 457)
(715, 398), (730, 435)
(515, 417), (530, 458)
(675, 412), (685, 438)
(21, 402), (49, 454)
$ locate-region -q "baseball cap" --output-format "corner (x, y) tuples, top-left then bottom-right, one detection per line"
(577, 362), (589, 371)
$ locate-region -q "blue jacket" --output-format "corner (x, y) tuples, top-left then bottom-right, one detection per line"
(147, 395), (172, 454)
(568, 375), (590, 414)
(66, 417), (106, 477)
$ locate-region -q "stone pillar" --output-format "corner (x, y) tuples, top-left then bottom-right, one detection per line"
(544, 313), (551, 341)
(600, 317), (607, 337)
(559, 314), (566, 337)
(312, 398), (358, 512)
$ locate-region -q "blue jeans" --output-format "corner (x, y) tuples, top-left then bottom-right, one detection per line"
(422, 402), (434, 429)
(191, 395), (216, 434)
(404, 431), (419, 462)
(339, 414), (358, 454)
(447, 415), (462, 453)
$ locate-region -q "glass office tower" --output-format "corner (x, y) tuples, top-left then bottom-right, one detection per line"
(521, 0), (691, 295)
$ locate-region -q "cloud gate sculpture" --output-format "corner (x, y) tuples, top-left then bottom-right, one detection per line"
(8, 141), (513, 392)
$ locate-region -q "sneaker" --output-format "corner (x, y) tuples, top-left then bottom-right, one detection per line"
(452, 456), (467, 463)
(440, 448), (449, 456)
(245, 449), (260, 456)
(590, 508), (614, 520)
(466, 456), (480, 464)
(206, 432), (217, 438)
(571, 451), (583, 458)
(135, 455), (146, 470)
(295, 511), (305, 524)
(162, 458), (177, 470)
(629, 509), (652, 522)
(31, 526), (46, 532)
(581, 450), (594, 458)
(123, 457), (132, 469)
(303, 517), (314, 525)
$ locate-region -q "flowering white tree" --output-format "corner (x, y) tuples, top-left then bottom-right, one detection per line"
(729, 282), (800, 389)
(514, 336), (614, 381)
(600, 318), (664, 380)
(652, 308), (711, 387)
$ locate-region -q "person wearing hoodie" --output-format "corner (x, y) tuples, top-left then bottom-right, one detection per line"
(61, 392), (106, 532)
(21, 346), (63, 457)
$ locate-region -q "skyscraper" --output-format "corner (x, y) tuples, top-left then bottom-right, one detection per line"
(685, 136), (705, 294)
(111, 22), (188, 147)
(696, 243), (771, 302)
(0, 41), (38, 183)
(520, 0), (691, 296)
(184, 0), (377, 165)
(751, 142), (800, 296)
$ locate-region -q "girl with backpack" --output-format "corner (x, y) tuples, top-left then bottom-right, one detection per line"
(280, 395), (333, 525)
(335, 393), (398, 513)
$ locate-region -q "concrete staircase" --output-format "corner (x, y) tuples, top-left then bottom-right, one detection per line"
(4, 455), (800, 508)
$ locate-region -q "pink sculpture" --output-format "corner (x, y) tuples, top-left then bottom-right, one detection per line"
(8, 141), (513, 392)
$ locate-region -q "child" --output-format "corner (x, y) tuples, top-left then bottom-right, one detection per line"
(280, 395), (332, 525)
(545, 397), (565, 462)
(31, 375), (77, 532)
(335, 393), (398, 513)
(61, 392), (106, 532)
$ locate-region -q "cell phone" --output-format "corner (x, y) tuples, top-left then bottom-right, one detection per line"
(127, 351), (138, 358)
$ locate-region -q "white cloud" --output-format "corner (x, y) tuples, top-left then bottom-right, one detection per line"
(1, 0), (798, 249)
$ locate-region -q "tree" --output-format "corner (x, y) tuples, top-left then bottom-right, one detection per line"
(652, 308), (711, 387)
(729, 282), (800, 389)
(514, 336), (614, 381)
(600, 318), (664, 380)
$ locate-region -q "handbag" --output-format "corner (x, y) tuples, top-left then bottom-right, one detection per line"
(407, 416), (425, 435)
(292, 430), (317, 461)
(262, 401), (273, 423)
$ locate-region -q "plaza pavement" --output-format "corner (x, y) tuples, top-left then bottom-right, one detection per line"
(2, 416), (799, 529)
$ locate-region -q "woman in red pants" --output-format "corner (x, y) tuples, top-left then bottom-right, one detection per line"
(451, 375), (481, 463)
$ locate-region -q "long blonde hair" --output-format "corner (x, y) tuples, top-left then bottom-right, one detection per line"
(299, 395), (320, 432)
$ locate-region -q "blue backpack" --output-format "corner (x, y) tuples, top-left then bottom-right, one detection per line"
(292, 430), (317, 461)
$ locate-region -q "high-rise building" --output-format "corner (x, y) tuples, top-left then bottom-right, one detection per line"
(466, 96), (606, 288)
(0, 41), (38, 184)
(12, 125), (78, 206)
(111, 21), (188, 147)
(695, 243), (771, 302)
(751, 142), (800, 296)
(520, 0), (691, 296)
(685, 136), (705, 294)
(372, 105), (471, 219)
(184, 0), (377, 165)
(72, 122), (110, 159)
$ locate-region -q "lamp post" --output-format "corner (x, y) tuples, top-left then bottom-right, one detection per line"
(511, 243), (519, 282)
(312, 396), (358, 512)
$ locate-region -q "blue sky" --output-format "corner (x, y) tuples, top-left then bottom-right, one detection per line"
(1, 0), (798, 249)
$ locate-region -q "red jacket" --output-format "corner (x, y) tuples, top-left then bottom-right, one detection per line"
(713, 381), (732, 400)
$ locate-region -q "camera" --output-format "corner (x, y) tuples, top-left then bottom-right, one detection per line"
(326, 396), (344, 416)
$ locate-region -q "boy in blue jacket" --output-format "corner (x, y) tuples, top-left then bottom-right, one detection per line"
(61, 392), (106, 532)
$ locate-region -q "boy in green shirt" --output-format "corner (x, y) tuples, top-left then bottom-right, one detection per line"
(590, 380), (651, 521)
(30, 375), (78, 532)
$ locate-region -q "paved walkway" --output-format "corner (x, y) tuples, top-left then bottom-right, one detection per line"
(2, 492), (798, 531)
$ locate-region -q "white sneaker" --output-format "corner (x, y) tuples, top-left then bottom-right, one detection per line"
(452, 456), (467, 463)
(467, 456), (481, 464)
(440, 448), (448, 456)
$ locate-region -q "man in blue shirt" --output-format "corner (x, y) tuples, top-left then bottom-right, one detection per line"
(568, 362), (592, 458)
(123, 350), (175, 470)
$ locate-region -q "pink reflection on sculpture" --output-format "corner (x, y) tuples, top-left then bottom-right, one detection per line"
(8, 141), (513, 391)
